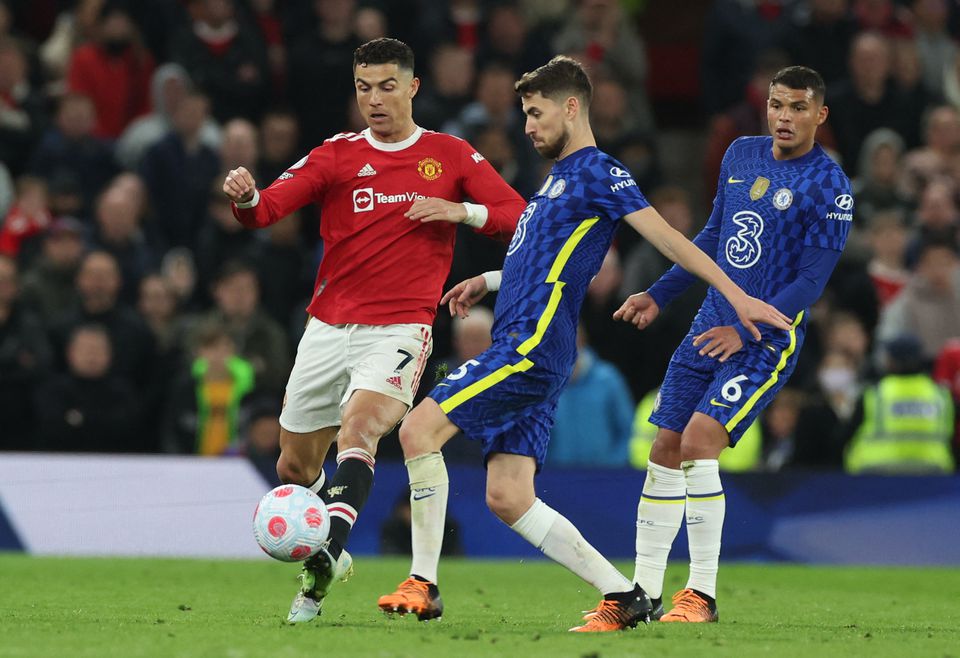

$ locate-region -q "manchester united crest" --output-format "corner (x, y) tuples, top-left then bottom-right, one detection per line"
(417, 157), (443, 181)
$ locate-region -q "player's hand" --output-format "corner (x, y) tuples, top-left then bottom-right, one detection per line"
(732, 295), (793, 341)
(405, 197), (467, 223)
(440, 275), (488, 319)
(613, 291), (660, 330)
(223, 167), (257, 204)
(693, 326), (742, 363)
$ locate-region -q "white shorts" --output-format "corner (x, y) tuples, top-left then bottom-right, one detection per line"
(279, 318), (433, 433)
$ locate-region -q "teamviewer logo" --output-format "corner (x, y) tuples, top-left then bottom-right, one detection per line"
(353, 187), (374, 213)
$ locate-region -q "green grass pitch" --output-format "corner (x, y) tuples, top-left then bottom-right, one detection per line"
(1, 554), (957, 658)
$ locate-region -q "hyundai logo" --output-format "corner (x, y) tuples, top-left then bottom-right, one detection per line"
(609, 166), (632, 178)
(835, 194), (854, 210)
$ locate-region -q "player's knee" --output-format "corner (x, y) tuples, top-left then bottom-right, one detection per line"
(337, 414), (385, 455)
(485, 485), (523, 524)
(276, 453), (314, 486)
(398, 408), (435, 458)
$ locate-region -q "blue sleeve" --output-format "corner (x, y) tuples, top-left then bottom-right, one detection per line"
(806, 168), (853, 252)
(646, 198), (722, 309)
(591, 158), (649, 221)
(768, 243), (843, 320)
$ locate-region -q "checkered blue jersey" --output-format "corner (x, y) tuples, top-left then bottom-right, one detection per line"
(492, 146), (649, 375)
(648, 136), (852, 334)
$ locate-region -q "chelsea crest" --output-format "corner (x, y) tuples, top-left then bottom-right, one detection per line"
(773, 188), (793, 210)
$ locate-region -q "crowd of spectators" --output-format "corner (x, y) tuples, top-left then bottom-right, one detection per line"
(0, 0), (958, 475)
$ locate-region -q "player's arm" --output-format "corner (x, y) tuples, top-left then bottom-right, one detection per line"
(440, 271), (501, 319)
(225, 147), (331, 229)
(615, 143), (731, 329)
(405, 141), (525, 241)
(619, 202), (722, 330)
(618, 206), (792, 340)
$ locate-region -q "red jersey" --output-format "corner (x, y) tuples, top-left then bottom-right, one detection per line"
(233, 127), (525, 325)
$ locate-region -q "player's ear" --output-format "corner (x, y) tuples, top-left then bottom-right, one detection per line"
(817, 103), (828, 126)
(565, 95), (579, 120)
(409, 76), (420, 100)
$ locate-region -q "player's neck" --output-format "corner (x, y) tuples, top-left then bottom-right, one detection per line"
(556, 124), (596, 161)
(369, 120), (418, 144)
(772, 140), (815, 161)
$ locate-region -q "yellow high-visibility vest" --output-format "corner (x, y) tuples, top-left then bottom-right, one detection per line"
(845, 374), (955, 475)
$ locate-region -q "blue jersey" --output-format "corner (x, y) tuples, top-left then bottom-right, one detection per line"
(493, 146), (649, 374)
(647, 136), (852, 444)
(649, 136), (852, 333)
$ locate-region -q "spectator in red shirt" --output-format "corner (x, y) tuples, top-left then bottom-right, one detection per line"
(66, 4), (154, 139)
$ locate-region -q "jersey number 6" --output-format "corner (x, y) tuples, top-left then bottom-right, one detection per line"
(721, 375), (749, 403)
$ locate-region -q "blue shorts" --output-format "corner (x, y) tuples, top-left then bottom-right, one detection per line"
(427, 342), (568, 469)
(649, 316), (805, 445)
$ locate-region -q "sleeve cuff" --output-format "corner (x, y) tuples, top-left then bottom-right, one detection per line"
(462, 202), (488, 228)
(646, 285), (668, 310)
(235, 189), (260, 209)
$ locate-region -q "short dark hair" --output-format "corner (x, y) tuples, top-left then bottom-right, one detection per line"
(353, 38), (414, 73)
(770, 66), (826, 103)
(515, 55), (592, 105)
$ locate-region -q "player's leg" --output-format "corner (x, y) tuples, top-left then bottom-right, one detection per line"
(635, 354), (714, 616)
(276, 427), (338, 495)
(377, 397), (459, 619)
(632, 427), (684, 619)
(324, 389), (408, 558)
(325, 322), (432, 562)
(288, 390), (407, 624)
(659, 412), (727, 623)
(485, 452), (651, 632)
(278, 319), (356, 623)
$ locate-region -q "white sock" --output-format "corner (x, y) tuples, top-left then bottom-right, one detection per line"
(683, 459), (724, 599)
(634, 461), (686, 599)
(308, 469), (326, 495)
(511, 498), (632, 595)
(406, 452), (449, 585)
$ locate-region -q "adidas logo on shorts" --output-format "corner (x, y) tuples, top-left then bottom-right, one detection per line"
(386, 375), (402, 390)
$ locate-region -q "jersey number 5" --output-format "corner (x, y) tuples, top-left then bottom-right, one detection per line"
(447, 359), (480, 381)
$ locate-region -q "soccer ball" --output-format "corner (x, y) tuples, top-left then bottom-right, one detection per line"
(253, 485), (330, 562)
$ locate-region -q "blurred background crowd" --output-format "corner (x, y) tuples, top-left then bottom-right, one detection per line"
(1, 0), (958, 478)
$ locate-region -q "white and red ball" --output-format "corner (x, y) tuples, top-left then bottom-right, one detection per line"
(253, 485), (330, 562)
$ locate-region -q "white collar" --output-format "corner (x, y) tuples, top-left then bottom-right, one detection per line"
(362, 126), (423, 152)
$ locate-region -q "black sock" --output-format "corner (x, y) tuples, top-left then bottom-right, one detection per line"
(604, 583), (646, 603)
(325, 448), (375, 560)
(691, 589), (716, 606)
(308, 471), (328, 503)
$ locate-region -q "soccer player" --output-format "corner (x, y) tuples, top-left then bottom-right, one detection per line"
(617, 66), (851, 622)
(376, 56), (792, 632)
(222, 38), (526, 623)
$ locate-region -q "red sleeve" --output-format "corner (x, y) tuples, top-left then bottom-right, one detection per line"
(458, 139), (525, 242)
(232, 143), (336, 228)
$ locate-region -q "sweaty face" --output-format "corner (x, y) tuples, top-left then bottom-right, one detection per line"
(522, 92), (570, 160)
(354, 63), (418, 139)
(766, 84), (827, 159)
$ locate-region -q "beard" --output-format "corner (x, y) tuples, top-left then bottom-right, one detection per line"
(536, 126), (570, 160)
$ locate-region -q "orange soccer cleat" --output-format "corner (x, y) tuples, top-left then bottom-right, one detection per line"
(377, 577), (444, 621)
(569, 586), (652, 632)
(659, 588), (719, 623)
